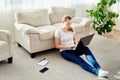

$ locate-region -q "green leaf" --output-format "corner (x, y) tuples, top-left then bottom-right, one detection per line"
(101, 26), (106, 33)
(106, 27), (112, 32)
(101, 0), (107, 5)
(109, 0), (116, 6)
(95, 27), (102, 35)
(113, 13), (119, 18)
(98, 30), (102, 35)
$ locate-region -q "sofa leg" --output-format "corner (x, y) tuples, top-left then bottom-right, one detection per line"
(17, 43), (22, 47)
(8, 57), (13, 63)
(30, 53), (35, 58)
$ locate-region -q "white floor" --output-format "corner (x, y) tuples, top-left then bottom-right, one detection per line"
(0, 31), (120, 80)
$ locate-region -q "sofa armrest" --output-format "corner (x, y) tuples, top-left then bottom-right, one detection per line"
(0, 29), (12, 43)
(15, 23), (39, 34)
(0, 30), (13, 56)
(72, 17), (92, 35)
(80, 18), (92, 35)
(79, 18), (92, 27)
(72, 17), (92, 25)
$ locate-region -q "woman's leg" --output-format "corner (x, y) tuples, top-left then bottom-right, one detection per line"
(61, 50), (99, 75)
(80, 47), (101, 69)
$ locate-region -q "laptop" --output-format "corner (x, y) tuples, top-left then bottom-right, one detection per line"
(74, 33), (95, 50)
(66, 33), (95, 56)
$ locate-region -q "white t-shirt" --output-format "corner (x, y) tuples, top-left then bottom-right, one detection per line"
(54, 28), (75, 52)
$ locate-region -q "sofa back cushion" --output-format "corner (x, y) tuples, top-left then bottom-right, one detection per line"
(15, 9), (50, 27)
(49, 7), (75, 24)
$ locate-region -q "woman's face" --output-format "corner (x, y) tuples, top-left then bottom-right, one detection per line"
(63, 19), (72, 28)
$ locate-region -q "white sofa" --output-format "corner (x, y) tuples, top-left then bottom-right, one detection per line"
(0, 30), (13, 63)
(14, 7), (91, 58)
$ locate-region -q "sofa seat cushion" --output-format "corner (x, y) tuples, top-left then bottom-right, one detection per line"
(52, 23), (85, 33)
(15, 9), (50, 27)
(0, 40), (9, 55)
(36, 25), (58, 40)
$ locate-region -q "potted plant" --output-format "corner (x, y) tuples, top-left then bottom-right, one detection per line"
(86, 0), (119, 35)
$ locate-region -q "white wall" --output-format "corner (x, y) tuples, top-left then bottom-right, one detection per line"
(72, 2), (96, 18)
(0, 9), (15, 40)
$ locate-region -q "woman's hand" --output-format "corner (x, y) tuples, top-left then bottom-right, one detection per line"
(69, 44), (77, 48)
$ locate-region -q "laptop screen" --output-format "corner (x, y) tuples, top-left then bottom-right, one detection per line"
(80, 33), (95, 46)
(73, 33), (95, 51)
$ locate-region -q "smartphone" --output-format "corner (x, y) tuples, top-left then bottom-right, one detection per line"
(39, 67), (49, 73)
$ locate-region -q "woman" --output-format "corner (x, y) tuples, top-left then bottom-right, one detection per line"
(54, 15), (109, 77)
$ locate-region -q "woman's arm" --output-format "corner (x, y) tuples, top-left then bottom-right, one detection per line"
(73, 34), (78, 45)
(55, 37), (71, 49)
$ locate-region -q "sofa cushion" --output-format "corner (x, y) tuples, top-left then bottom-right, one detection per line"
(49, 7), (75, 24)
(36, 25), (58, 40)
(52, 22), (85, 33)
(15, 9), (50, 27)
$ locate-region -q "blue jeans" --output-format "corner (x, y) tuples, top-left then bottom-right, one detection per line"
(60, 47), (101, 75)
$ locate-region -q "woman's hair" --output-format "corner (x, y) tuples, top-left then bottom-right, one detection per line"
(62, 15), (72, 23)
(62, 15), (74, 32)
